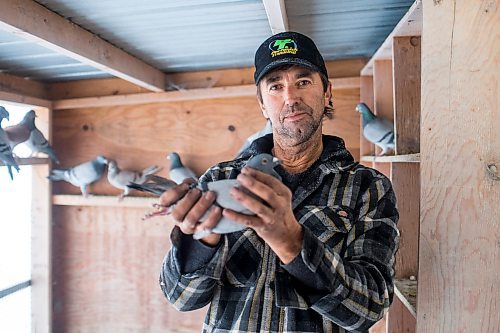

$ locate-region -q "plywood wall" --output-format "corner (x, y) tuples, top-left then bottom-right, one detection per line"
(419, 1), (499, 332)
(50, 79), (360, 331)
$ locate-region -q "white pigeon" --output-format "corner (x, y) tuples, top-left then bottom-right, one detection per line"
(106, 159), (161, 200)
(0, 106), (20, 180)
(48, 155), (108, 197)
(167, 152), (197, 184)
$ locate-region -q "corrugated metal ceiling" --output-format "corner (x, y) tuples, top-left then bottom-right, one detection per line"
(0, 0), (414, 82)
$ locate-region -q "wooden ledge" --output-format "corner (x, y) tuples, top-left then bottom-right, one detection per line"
(361, 153), (420, 163)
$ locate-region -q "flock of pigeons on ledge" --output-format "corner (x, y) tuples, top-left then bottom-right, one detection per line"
(0, 103), (395, 200)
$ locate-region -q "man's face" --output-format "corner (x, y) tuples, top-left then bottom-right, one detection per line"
(258, 65), (331, 147)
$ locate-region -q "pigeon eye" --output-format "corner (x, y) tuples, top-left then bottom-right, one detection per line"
(262, 158), (268, 164)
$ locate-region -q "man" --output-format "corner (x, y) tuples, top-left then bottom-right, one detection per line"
(159, 31), (399, 333)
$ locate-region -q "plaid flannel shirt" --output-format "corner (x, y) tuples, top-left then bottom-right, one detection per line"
(160, 135), (399, 333)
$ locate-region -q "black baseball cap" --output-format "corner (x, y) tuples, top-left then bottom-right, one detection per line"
(254, 31), (328, 85)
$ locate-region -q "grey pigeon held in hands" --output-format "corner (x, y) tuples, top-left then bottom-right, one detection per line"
(167, 152), (197, 184)
(48, 155), (108, 197)
(0, 106), (20, 180)
(136, 153), (281, 239)
(193, 153), (281, 238)
(356, 103), (395, 155)
(4, 109), (36, 150)
(106, 159), (161, 199)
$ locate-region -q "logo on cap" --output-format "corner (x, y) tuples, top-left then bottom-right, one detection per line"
(269, 39), (298, 57)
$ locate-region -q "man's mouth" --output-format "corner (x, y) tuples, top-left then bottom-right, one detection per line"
(284, 112), (308, 122)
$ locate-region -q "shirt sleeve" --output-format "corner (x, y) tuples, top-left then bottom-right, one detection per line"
(275, 173), (400, 332)
(159, 226), (229, 311)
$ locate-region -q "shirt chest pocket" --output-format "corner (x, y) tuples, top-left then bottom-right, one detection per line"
(298, 205), (354, 246)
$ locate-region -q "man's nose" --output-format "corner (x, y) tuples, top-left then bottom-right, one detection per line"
(283, 85), (300, 106)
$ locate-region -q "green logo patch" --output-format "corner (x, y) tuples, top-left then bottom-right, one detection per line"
(269, 38), (298, 57)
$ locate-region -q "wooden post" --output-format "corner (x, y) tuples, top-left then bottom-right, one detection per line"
(31, 107), (52, 333)
(419, 0), (499, 332)
(393, 36), (421, 155)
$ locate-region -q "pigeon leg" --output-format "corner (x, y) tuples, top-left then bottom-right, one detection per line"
(80, 185), (89, 198)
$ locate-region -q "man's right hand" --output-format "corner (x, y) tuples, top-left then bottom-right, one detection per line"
(158, 178), (222, 246)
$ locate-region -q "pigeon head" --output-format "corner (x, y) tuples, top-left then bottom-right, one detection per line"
(246, 153), (282, 180)
(0, 106), (9, 122)
(106, 159), (118, 173)
(95, 155), (108, 165)
(22, 110), (37, 129)
(167, 152), (183, 168)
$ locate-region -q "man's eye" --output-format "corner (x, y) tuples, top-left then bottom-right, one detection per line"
(269, 84), (281, 91)
(298, 80), (311, 87)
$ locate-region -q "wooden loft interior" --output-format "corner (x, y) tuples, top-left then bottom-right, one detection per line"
(0, 0), (497, 332)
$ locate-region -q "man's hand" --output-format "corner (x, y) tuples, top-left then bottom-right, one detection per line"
(223, 167), (303, 264)
(158, 178), (222, 246)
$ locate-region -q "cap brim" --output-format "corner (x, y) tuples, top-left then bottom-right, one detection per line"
(255, 58), (322, 85)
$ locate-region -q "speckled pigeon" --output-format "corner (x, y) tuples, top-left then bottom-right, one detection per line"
(106, 159), (161, 199)
(167, 152), (197, 184)
(48, 155), (108, 197)
(0, 106), (20, 180)
(356, 103), (395, 155)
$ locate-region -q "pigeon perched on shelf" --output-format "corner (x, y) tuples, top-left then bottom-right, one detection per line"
(23, 111), (59, 164)
(4, 110), (36, 150)
(106, 159), (162, 199)
(235, 119), (273, 157)
(167, 152), (197, 184)
(356, 102), (395, 155)
(0, 106), (20, 180)
(48, 155), (108, 197)
(139, 153), (281, 239)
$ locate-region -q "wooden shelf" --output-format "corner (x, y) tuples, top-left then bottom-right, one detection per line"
(361, 153), (420, 163)
(395, 278), (417, 318)
(361, 0), (422, 76)
(52, 194), (157, 208)
(0, 157), (49, 166)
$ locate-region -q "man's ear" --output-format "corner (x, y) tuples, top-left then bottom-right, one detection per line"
(259, 100), (269, 118)
(324, 81), (332, 107)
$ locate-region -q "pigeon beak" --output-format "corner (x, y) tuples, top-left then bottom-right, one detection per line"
(272, 157), (281, 165)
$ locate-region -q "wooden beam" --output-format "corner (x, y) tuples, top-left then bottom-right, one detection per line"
(52, 77), (360, 110)
(0, 73), (48, 99)
(45, 59), (367, 100)
(0, 91), (52, 108)
(361, 0), (422, 76)
(262, 0), (289, 34)
(0, 0), (166, 92)
(53, 194), (156, 208)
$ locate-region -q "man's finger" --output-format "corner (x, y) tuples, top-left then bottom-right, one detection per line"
(158, 179), (195, 207)
(184, 191), (217, 225)
(230, 186), (273, 218)
(170, 188), (202, 224)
